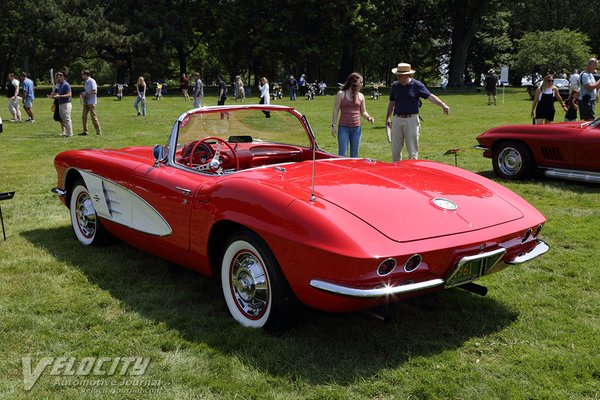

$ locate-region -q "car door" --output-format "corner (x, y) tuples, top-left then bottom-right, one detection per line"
(130, 164), (204, 254)
(574, 125), (600, 171)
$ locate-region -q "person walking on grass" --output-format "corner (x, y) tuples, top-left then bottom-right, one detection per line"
(331, 72), (374, 157)
(134, 76), (147, 116)
(51, 71), (73, 137)
(192, 72), (204, 108)
(7, 72), (22, 122)
(79, 69), (102, 136)
(385, 62), (449, 161)
(531, 74), (567, 124)
(19, 72), (35, 123)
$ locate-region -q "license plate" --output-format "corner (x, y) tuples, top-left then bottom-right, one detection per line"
(445, 248), (506, 288)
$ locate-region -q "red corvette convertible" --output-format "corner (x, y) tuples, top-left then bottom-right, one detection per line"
(475, 119), (600, 183)
(53, 105), (548, 330)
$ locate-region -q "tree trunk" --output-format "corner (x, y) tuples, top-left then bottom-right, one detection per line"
(177, 46), (187, 77)
(447, 0), (489, 87)
(338, 47), (356, 84)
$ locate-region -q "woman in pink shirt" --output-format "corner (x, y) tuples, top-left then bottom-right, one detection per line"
(331, 72), (374, 157)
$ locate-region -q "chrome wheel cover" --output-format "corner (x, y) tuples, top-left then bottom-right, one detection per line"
(230, 251), (269, 319)
(75, 191), (97, 239)
(497, 147), (522, 176)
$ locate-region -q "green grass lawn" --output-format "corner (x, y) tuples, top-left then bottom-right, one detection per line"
(1, 87), (599, 399)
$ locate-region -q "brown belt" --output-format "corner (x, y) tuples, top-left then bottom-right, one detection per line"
(394, 114), (416, 118)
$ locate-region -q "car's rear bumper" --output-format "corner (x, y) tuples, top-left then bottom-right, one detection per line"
(310, 240), (549, 298)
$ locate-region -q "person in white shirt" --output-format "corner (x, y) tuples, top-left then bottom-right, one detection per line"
(258, 77), (270, 118)
(79, 69), (102, 135)
(569, 69), (580, 94)
(6, 73), (22, 122)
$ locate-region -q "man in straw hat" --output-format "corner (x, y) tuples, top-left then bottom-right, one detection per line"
(385, 62), (449, 161)
(484, 69), (498, 106)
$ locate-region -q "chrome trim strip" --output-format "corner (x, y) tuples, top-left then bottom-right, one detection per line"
(542, 168), (600, 184)
(506, 240), (549, 264)
(51, 187), (66, 197)
(309, 278), (444, 298)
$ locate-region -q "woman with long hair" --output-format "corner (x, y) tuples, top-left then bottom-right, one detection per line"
(134, 76), (147, 116)
(531, 74), (567, 124)
(331, 72), (374, 157)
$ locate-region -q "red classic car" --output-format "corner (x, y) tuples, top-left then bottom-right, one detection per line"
(475, 119), (600, 183)
(53, 105), (548, 330)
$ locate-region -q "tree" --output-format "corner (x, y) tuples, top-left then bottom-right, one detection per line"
(513, 29), (591, 82)
(446, 0), (491, 86)
(466, 10), (513, 84)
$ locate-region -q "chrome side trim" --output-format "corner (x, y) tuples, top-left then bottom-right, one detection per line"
(51, 187), (66, 197)
(309, 278), (444, 298)
(542, 168), (600, 184)
(506, 240), (549, 264)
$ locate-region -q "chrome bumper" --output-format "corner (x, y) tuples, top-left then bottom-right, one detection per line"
(473, 145), (489, 151)
(310, 240), (549, 298)
(309, 278), (445, 298)
(506, 240), (549, 264)
(51, 187), (66, 197)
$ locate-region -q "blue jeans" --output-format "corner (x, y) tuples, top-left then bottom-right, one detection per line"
(134, 96), (146, 116)
(289, 87), (296, 101)
(337, 125), (362, 157)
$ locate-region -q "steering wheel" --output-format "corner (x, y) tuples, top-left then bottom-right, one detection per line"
(188, 136), (240, 173)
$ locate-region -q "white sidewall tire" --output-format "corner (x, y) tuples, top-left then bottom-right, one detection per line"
(221, 239), (272, 328)
(70, 183), (97, 246)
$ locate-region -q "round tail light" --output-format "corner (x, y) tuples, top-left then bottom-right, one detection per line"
(403, 254), (422, 272)
(522, 228), (532, 243)
(377, 258), (397, 276)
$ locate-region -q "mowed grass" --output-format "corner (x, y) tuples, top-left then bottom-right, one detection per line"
(0, 87), (599, 399)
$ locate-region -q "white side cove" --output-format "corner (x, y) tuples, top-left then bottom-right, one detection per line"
(79, 170), (172, 236)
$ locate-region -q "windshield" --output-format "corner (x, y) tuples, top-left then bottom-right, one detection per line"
(176, 106), (311, 148)
(169, 105), (322, 174)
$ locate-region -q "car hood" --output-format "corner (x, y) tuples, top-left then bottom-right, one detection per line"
(479, 121), (582, 137)
(265, 159), (524, 242)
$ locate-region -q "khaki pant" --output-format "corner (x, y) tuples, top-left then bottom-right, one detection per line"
(59, 102), (73, 137)
(391, 114), (420, 161)
(82, 104), (101, 134)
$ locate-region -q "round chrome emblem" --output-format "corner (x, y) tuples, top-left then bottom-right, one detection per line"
(432, 197), (458, 211)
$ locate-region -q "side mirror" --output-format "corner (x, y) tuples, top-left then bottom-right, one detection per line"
(153, 144), (166, 167)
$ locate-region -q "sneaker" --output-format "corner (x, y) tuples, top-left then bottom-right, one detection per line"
(26, 119), (34, 123)
(59, 133), (68, 137)
(78, 132), (88, 136)
(136, 112), (141, 116)
(96, 132), (102, 135)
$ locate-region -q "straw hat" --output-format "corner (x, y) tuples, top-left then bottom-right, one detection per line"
(392, 63), (416, 75)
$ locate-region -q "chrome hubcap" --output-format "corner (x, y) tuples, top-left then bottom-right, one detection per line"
(498, 147), (522, 176)
(76, 192), (97, 238)
(230, 252), (268, 318)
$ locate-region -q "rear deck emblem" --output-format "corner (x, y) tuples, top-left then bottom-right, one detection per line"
(432, 197), (458, 211)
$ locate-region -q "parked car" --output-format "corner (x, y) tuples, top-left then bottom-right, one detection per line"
(553, 78), (570, 99)
(475, 119), (600, 183)
(527, 78), (569, 100)
(52, 105), (549, 330)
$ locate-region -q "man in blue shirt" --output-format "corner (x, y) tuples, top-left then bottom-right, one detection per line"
(52, 71), (73, 137)
(19, 72), (35, 123)
(385, 62), (449, 161)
